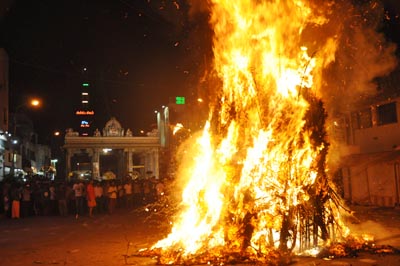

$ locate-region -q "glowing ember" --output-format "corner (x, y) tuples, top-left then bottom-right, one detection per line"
(148, 0), (396, 265)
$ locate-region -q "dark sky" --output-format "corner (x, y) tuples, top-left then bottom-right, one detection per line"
(0, 0), (212, 143)
(0, 0), (399, 144)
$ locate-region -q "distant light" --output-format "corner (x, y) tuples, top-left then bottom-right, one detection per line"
(154, 110), (158, 113)
(176, 96), (185, 104)
(82, 92), (89, 96)
(80, 120), (90, 128)
(76, 110), (95, 115)
(82, 83), (89, 87)
(30, 99), (41, 107)
(82, 100), (88, 104)
(54, 131), (60, 136)
(197, 98), (203, 103)
(103, 148), (112, 153)
(12, 139), (18, 144)
(140, 130), (144, 134)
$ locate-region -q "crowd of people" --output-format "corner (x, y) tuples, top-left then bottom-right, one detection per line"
(0, 176), (166, 219)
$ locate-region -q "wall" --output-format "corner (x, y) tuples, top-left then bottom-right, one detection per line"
(352, 100), (400, 153)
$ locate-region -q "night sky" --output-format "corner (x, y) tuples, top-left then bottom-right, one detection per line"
(0, 0), (212, 143)
(0, 0), (399, 144)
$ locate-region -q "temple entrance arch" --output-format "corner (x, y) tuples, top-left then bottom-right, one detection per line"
(70, 151), (91, 179)
(64, 117), (160, 180)
(99, 149), (120, 178)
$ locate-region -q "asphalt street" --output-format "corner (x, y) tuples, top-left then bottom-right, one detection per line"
(0, 206), (399, 266)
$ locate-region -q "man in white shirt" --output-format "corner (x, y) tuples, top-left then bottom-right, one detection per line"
(72, 181), (85, 219)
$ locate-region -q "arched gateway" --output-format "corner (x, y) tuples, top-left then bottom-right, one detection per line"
(63, 117), (160, 180)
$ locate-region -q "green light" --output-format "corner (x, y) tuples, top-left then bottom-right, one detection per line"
(176, 96), (185, 104)
(82, 83), (89, 87)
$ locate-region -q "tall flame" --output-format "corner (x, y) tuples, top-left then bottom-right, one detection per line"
(153, 0), (352, 263)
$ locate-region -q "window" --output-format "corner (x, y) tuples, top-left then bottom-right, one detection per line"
(377, 102), (397, 126)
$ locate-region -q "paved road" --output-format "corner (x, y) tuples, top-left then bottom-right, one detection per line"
(0, 206), (399, 266)
(0, 209), (159, 266)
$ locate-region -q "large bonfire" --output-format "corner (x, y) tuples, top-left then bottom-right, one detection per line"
(146, 0), (397, 265)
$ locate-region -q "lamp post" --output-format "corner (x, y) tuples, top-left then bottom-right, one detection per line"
(10, 98), (41, 177)
(49, 130), (63, 180)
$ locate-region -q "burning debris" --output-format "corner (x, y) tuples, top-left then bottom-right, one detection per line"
(136, 0), (398, 265)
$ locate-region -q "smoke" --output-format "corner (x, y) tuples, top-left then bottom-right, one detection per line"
(187, 0), (209, 18)
(292, 0), (398, 171)
(321, 0), (397, 115)
(148, 0), (398, 135)
(185, 0), (398, 118)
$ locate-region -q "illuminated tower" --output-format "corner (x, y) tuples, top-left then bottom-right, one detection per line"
(75, 68), (95, 136)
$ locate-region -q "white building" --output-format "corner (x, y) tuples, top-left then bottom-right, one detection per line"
(338, 92), (400, 207)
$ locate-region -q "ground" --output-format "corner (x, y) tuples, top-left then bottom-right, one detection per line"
(0, 206), (400, 266)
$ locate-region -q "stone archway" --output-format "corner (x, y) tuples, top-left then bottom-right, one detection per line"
(64, 117), (160, 180)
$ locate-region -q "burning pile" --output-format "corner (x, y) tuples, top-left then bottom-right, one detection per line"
(142, 0), (397, 265)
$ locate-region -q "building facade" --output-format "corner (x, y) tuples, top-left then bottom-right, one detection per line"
(4, 113), (51, 178)
(338, 96), (400, 207)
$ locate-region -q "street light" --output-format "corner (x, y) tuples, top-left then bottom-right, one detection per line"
(10, 98), (42, 177)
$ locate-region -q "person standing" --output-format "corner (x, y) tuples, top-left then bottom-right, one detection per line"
(133, 179), (142, 208)
(155, 179), (165, 201)
(142, 179), (151, 204)
(86, 180), (96, 217)
(107, 181), (117, 214)
(66, 182), (75, 215)
(117, 181), (125, 208)
(124, 180), (133, 209)
(72, 180), (85, 219)
(102, 181), (110, 213)
(94, 181), (104, 214)
(32, 182), (43, 216)
(49, 182), (57, 215)
(21, 184), (32, 218)
(10, 183), (22, 219)
(2, 182), (11, 218)
(56, 182), (68, 217)
(41, 183), (50, 216)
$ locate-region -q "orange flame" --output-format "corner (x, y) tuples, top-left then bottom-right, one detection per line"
(153, 0), (351, 263)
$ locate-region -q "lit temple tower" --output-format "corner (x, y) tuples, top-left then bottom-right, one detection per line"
(75, 68), (95, 136)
